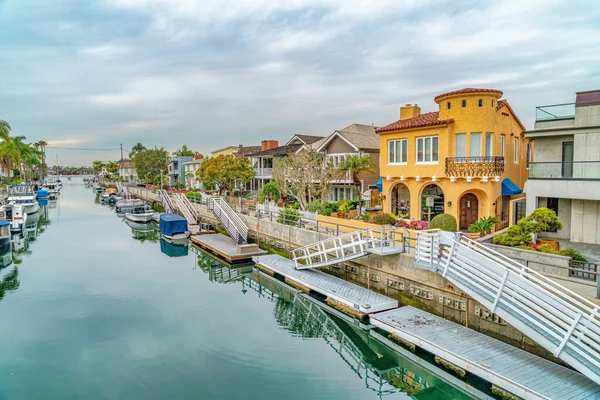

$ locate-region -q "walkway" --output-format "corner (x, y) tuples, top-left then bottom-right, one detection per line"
(372, 307), (600, 400)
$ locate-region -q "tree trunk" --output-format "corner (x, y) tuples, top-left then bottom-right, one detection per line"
(355, 182), (362, 215)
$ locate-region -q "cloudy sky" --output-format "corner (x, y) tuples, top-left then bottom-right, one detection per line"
(1, 0), (599, 165)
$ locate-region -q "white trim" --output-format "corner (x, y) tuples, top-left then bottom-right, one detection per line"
(316, 131), (359, 153)
(513, 137), (519, 164)
(388, 162), (408, 166)
(416, 136), (439, 164)
(415, 162), (439, 165)
(388, 138), (408, 164)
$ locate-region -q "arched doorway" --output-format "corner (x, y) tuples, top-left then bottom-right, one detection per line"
(459, 193), (479, 230)
(421, 184), (444, 221)
(390, 183), (410, 218)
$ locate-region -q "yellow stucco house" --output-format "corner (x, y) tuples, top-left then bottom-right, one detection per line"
(376, 88), (530, 230)
(210, 145), (241, 158)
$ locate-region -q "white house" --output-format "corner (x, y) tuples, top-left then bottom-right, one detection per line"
(118, 160), (138, 183)
(183, 156), (204, 189)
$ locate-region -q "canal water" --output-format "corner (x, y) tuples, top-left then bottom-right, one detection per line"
(0, 179), (483, 399)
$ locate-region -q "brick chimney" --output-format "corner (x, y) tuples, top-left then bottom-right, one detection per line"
(194, 155), (203, 160)
(400, 104), (421, 120)
(261, 140), (279, 151)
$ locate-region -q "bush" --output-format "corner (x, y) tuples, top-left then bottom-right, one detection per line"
(559, 248), (587, 262)
(173, 181), (185, 189)
(517, 207), (562, 234)
(493, 232), (532, 247)
(469, 217), (498, 234)
(361, 214), (371, 222)
(397, 220), (429, 230)
(429, 214), (457, 232)
(347, 199), (366, 210)
(278, 208), (300, 226)
(306, 201), (339, 216)
(185, 191), (202, 202)
(371, 213), (397, 226)
(515, 245), (536, 251)
(258, 181), (281, 203)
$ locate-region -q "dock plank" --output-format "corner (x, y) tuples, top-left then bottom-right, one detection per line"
(371, 307), (600, 400)
(253, 254), (398, 314)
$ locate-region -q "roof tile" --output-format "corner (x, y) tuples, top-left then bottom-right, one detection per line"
(434, 88), (503, 102)
(376, 112), (454, 134)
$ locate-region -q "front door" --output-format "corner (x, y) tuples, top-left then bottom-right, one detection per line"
(459, 193), (479, 230)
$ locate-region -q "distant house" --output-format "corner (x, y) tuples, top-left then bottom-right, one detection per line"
(315, 124), (380, 202)
(183, 155), (204, 189)
(118, 160), (138, 183)
(210, 145), (242, 158)
(167, 155), (193, 186)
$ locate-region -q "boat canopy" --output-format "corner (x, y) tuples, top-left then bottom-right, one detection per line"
(159, 214), (188, 236)
(37, 189), (49, 199)
(0, 220), (9, 227)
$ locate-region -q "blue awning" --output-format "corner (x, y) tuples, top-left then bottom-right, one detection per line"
(376, 177), (383, 193)
(502, 178), (522, 196)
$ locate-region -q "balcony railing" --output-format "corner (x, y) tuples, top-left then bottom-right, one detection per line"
(535, 103), (575, 122)
(529, 161), (600, 180)
(254, 167), (273, 177)
(445, 156), (505, 177)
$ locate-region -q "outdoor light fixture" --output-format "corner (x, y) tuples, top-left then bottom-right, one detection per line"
(447, 201), (452, 207)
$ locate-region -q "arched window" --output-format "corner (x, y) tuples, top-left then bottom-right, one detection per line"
(491, 99), (495, 107)
(461, 100), (467, 108)
(478, 99), (483, 107)
(447, 101), (451, 110)
(421, 184), (444, 221)
(390, 183), (410, 218)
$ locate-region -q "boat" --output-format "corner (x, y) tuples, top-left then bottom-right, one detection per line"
(0, 220), (10, 247)
(151, 212), (163, 224)
(10, 204), (27, 234)
(124, 211), (155, 223)
(7, 184), (39, 215)
(115, 199), (151, 214)
(42, 181), (60, 198)
(159, 214), (190, 240)
(107, 193), (123, 205)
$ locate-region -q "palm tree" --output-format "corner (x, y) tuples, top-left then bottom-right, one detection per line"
(92, 160), (105, 175)
(173, 144), (198, 157)
(106, 161), (119, 178)
(129, 142), (146, 159)
(337, 155), (373, 216)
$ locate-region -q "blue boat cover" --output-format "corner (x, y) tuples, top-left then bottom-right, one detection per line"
(376, 177), (383, 193)
(160, 239), (189, 257)
(0, 220), (9, 227)
(502, 178), (522, 196)
(37, 189), (49, 199)
(159, 214), (188, 236)
(38, 199), (49, 207)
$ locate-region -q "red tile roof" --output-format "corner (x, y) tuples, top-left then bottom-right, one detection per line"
(376, 112), (454, 134)
(434, 88), (503, 102)
(497, 100), (526, 131)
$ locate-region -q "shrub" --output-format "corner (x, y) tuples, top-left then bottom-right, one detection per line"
(493, 232), (532, 247)
(185, 191), (202, 202)
(429, 214), (457, 232)
(397, 220), (429, 230)
(258, 181), (281, 203)
(517, 207), (562, 234)
(306, 201), (339, 216)
(347, 199), (365, 210)
(468, 217), (498, 234)
(560, 248), (588, 262)
(278, 208), (300, 226)
(338, 200), (352, 214)
(371, 213), (397, 226)
(515, 245), (536, 251)
(361, 214), (371, 222)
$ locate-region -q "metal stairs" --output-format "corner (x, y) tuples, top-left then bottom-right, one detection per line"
(291, 228), (404, 270)
(157, 189), (175, 214)
(207, 197), (248, 244)
(416, 231), (600, 386)
(173, 194), (199, 234)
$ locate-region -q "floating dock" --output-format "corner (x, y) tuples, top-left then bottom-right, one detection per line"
(191, 234), (267, 263)
(253, 254), (398, 314)
(371, 306), (600, 400)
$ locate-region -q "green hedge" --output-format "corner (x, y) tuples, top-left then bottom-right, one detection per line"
(429, 214), (457, 232)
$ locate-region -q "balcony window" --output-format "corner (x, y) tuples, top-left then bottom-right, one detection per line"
(485, 133), (493, 157)
(388, 139), (408, 164)
(500, 135), (505, 157)
(470, 133), (481, 157)
(513, 137), (519, 164)
(417, 136), (438, 164)
(455, 133), (466, 158)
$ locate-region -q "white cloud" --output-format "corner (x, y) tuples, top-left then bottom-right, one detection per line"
(80, 43), (130, 58)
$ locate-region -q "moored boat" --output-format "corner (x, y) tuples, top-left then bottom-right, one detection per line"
(124, 211), (155, 224)
(10, 204), (27, 234)
(7, 184), (39, 215)
(159, 214), (190, 240)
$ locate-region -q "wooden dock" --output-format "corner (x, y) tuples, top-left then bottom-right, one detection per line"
(191, 234), (267, 263)
(253, 254), (398, 315)
(371, 306), (600, 400)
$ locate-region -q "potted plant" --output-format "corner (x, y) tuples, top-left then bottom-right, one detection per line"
(467, 217), (498, 239)
(338, 200), (351, 219)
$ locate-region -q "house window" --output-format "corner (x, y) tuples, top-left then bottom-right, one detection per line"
(455, 133), (466, 158)
(388, 139), (408, 164)
(417, 136), (439, 163)
(500, 135), (505, 157)
(485, 132), (493, 157)
(513, 137), (519, 163)
(461, 100), (467, 108)
(470, 133), (481, 157)
(331, 186), (356, 202)
(478, 99), (483, 107)
(447, 101), (451, 110)
(491, 99), (495, 107)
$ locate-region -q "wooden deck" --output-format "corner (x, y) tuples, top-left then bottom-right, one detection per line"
(253, 254), (398, 314)
(191, 234), (266, 262)
(371, 306), (600, 400)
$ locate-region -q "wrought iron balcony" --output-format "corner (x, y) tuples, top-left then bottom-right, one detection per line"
(445, 156), (505, 177)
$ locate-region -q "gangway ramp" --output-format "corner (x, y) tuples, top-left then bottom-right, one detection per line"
(207, 197), (248, 244)
(253, 254), (397, 315)
(173, 194), (199, 234)
(372, 306), (600, 400)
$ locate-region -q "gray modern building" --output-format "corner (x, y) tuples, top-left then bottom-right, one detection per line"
(525, 90), (600, 244)
(167, 155), (193, 186)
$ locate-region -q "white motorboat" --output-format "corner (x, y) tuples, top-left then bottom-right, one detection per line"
(7, 184), (39, 215)
(10, 204), (27, 234)
(42, 181), (60, 199)
(124, 211), (155, 223)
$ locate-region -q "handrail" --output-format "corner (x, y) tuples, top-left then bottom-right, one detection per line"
(417, 231), (600, 385)
(207, 197), (248, 244)
(291, 230), (374, 269)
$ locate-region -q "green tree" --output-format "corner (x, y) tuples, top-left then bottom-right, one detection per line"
(258, 181), (281, 203)
(129, 142), (146, 159)
(92, 160), (105, 174)
(133, 147), (169, 183)
(106, 161), (119, 178)
(337, 155), (373, 215)
(196, 155), (254, 195)
(184, 171), (195, 189)
(174, 144), (200, 157)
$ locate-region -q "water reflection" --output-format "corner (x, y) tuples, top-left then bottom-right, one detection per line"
(125, 219), (161, 243)
(195, 252), (477, 400)
(160, 238), (189, 257)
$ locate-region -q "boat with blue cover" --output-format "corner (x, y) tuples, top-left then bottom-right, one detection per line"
(159, 214), (190, 240)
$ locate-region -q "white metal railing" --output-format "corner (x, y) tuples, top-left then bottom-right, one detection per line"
(158, 189), (175, 214)
(416, 231), (600, 385)
(292, 230), (374, 269)
(207, 197), (248, 244)
(173, 194), (199, 231)
(254, 167), (273, 177)
(257, 202), (317, 222)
